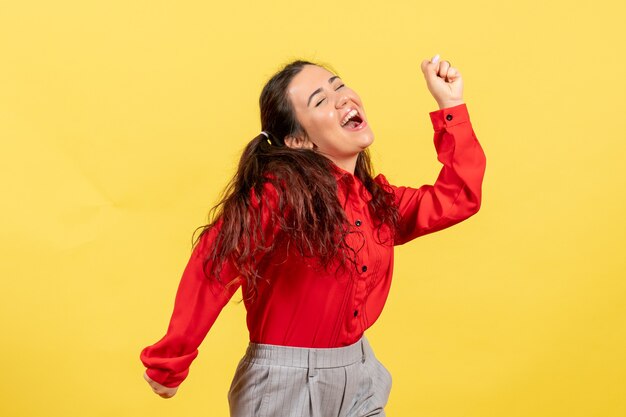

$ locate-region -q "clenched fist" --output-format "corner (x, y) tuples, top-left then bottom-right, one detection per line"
(421, 54), (465, 109)
(143, 371), (179, 399)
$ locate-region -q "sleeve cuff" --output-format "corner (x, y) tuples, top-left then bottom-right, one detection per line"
(429, 103), (470, 131)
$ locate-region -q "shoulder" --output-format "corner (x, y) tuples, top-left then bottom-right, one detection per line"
(373, 172), (389, 184)
(373, 172), (395, 191)
(249, 172), (284, 210)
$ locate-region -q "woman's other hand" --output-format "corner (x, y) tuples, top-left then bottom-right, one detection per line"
(143, 371), (179, 398)
(420, 54), (464, 109)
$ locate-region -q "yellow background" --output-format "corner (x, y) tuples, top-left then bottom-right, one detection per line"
(1, 0), (624, 416)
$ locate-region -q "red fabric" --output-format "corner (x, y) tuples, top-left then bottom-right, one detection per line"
(140, 103), (486, 388)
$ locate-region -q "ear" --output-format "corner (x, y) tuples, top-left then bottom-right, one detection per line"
(284, 133), (315, 150)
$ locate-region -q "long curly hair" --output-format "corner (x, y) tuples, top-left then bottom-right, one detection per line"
(192, 59), (399, 300)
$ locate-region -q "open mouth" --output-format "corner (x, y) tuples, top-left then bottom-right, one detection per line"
(340, 109), (365, 130)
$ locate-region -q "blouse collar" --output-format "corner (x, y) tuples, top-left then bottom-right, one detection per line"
(329, 163), (373, 210)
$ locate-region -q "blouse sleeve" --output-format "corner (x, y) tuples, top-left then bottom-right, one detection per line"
(139, 181), (282, 388)
(374, 103), (486, 246)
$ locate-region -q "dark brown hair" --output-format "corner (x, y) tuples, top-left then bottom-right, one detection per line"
(192, 59), (399, 299)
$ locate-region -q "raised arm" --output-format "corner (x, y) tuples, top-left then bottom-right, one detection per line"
(375, 103), (486, 245)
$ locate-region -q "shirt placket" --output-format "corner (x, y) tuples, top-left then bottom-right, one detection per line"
(343, 179), (369, 337)
(352, 212), (368, 335)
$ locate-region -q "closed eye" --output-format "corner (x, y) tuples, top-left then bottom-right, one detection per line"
(315, 84), (346, 107)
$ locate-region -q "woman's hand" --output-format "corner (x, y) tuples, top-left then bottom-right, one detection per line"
(143, 371), (179, 399)
(420, 54), (464, 109)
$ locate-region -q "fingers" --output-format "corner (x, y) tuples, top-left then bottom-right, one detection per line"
(438, 60), (451, 79)
(435, 59), (458, 82)
(421, 54), (443, 80)
(151, 382), (178, 398)
(421, 54), (461, 82)
(153, 386), (177, 398)
(445, 66), (460, 82)
(144, 371), (178, 398)
(420, 57), (433, 75)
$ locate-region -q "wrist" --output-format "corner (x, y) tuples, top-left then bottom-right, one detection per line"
(438, 100), (465, 110)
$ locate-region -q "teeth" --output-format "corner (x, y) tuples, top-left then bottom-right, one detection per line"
(341, 109), (358, 127)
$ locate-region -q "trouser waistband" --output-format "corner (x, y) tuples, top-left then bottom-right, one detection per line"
(243, 336), (367, 377)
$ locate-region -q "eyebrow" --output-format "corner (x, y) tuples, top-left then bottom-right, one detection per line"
(307, 75), (341, 107)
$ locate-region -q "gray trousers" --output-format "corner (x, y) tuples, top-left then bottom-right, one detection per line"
(227, 335), (392, 417)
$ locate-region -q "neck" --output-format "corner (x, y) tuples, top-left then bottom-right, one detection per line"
(328, 154), (358, 175)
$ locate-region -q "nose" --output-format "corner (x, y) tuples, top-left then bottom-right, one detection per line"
(335, 91), (349, 108)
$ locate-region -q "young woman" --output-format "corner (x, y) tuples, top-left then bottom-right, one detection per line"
(140, 55), (486, 416)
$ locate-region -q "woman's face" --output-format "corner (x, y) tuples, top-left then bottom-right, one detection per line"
(286, 65), (374, 165)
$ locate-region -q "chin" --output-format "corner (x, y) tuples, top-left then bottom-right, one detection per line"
(358, 130), (375, 148)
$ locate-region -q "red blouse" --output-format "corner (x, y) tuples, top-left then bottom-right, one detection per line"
(140, 103), (486, 388)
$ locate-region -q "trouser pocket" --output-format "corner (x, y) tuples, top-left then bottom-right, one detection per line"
(228, 361), (274, 417)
